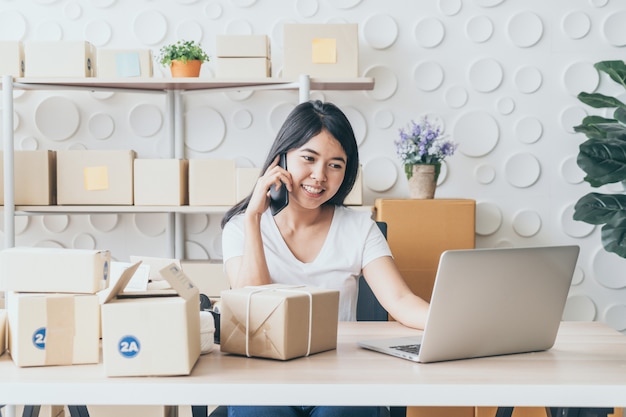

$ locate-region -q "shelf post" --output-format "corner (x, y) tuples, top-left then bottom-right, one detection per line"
(3, 75), (15, 249)
(299, 74), (310, 103)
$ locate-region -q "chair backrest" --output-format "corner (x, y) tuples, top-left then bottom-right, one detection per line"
(356, 221), (389, 321)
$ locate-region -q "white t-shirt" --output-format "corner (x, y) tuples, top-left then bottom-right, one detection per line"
(221, 205), (392, 321)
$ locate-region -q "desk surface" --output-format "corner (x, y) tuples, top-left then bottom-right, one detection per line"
(1, 321), (626, 407)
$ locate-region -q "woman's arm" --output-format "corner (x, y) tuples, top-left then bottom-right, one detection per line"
(224, 156), (292, 289)
(362, 256), (430, 329)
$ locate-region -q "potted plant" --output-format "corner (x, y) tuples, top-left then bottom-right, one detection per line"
(394, 115), (457, 198)
(157, 39), (210, 78)
(573, 60), (626, 258)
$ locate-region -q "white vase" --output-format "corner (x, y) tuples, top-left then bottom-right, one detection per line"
(407, 164), (437, 199)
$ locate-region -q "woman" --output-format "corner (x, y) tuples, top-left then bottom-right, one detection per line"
(221, 100), (429, 417)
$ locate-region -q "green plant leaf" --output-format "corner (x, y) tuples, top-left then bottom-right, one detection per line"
(596, 60), (626, 90)
(578, 138), (626, 186)
(615, 107), (626, 124)
(602, 217), (626, 258)
(574, 123), (608, 139)
(578, 91), (626, 109)
(573, 192), (626, 224)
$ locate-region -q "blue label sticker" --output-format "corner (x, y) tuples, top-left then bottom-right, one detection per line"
(33, 327), (46, 350)
(118, 335), (140, 358)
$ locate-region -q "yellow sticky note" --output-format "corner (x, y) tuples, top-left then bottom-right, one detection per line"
(312, 38), (337, 64)
(84, 166), (109, 191)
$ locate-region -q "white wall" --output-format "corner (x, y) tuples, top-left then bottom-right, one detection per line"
(1, 0), (625, 330)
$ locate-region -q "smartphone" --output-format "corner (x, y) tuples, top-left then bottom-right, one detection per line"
(269, 153), (288, 216)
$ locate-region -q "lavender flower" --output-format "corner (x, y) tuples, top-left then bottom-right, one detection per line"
(394, 116), (458, 179)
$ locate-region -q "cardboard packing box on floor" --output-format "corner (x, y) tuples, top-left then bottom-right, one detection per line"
(283, 23), (358, 78)
(101, 262), (201, 376)
(6, 291), (100, 367)
(0, 41), (24, 77)
(24, 40), (96, 77)
(188, 159), (236, 206)
(133, 159), (188, 206)
(96, 48), (153, 78)
(1, 247), (111, 294)
(220, 284), (339, 360)
(0, 150), (56, 206)
(56, 150), (135, 205)
(0, 309), (6, 356)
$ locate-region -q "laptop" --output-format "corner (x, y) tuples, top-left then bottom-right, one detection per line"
(358, 245), (580, 363)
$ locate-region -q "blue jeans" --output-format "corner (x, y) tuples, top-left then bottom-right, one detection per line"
(227, 406), (382, 417)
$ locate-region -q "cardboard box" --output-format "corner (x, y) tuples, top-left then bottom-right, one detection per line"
(0, 150), (56, 205)
(283, 24), (358, 78)
(24, 41), (95, 77)
(1, 247), (111, 294)
(96, 49), (153, 78)
(101, 262), (201, 376)
(57, 150), (135, 205)
(0, 309), (6, 356)
(188, 159), (236, 206)
(216, 57), (271, 78)
(216, 35), (269, 58)
(87, 405), (175, 417)
(134, 159), (188, 206)
(236, 167), (261, 201)
(0, 41), (24, 77)
(181, 260), (230, 298)
(220, 284), (339, 360)
(374, 199), (475, 303)
(344, 165), (362, 206)
(6, 291), (100, 367)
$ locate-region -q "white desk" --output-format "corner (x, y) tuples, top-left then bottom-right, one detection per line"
(1, 321), (626, 412)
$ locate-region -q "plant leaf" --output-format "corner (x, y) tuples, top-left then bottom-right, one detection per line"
(578, 92), (626, 109)
(577, 138), (626, 186)
(615, 107), (626, 124)
(596, 60), (626, 90)
(573, 192), (626, 224)
(602, 216), (626, 258)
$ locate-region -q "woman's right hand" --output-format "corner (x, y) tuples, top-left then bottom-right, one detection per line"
(246, 154), (292, 218)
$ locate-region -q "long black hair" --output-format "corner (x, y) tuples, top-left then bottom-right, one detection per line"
(221, 100), (359, 228)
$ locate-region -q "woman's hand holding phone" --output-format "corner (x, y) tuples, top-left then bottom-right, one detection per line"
(269, 153), (288, 216)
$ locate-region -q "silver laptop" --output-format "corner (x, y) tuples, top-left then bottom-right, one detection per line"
(358, 245), (580, 363)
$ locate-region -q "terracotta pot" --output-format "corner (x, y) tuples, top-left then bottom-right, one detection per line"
(407, 164), (438, 199)
(169, 59), (202, 77)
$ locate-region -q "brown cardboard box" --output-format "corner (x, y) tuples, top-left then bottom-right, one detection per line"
(0, 150), (56, 205)
(1, 247), (111, 294)
(344, 165), (362, 206)
(374, 199), (475, 303)
(96, 49), (153, 78)
(101, 262), (201, 376)
(6, 292), (100, 367)
(283, 24), (358, 78)
(134, 159), (188, 206)
(181, 259), (230, 298)
(236, 167), (261, 202)
(216, 57), (271, 78)
(0, 309), (6, 356)
(24, 41), (95, 77)
(0, 41), (24, 77)
(57, 150), (135, 205)
(220, 284), (339, 360)
(188, 159), (236, 206)
(216, 35), (270, 58)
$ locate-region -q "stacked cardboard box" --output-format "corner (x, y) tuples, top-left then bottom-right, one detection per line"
(215, 35), (271, 78)
(0, 150), (56, 205)
(96, 49), (153, 78)
(1, 247), (110, 367)
(0, 41), (24, 77)
(24, 41), (96, 77)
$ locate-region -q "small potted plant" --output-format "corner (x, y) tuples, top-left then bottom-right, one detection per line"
(394, 116), (457, 199)
(157, 39), (210, 78)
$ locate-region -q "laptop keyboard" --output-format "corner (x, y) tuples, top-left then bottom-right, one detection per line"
(391, 344), (421, 355)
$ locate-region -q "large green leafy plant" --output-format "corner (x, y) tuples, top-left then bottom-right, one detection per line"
(573, 60), (626, 258)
